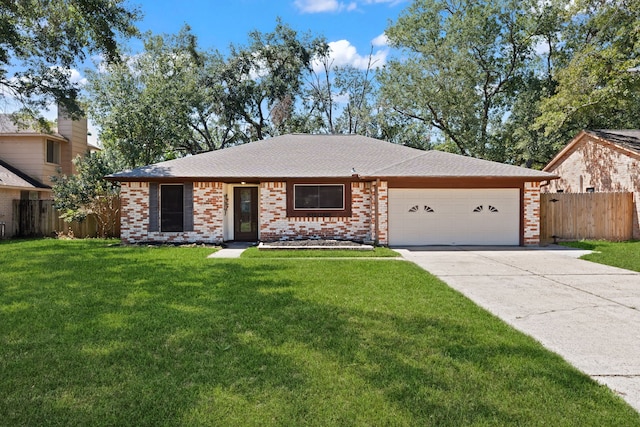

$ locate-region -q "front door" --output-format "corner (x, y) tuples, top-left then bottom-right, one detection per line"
(234, 187), (258, 241)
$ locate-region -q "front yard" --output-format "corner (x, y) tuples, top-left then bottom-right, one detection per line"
(561, 240), (640, 272)
(1, 239), (638, 426)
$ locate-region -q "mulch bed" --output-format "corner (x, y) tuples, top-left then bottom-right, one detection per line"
(259, 239), (374, 250)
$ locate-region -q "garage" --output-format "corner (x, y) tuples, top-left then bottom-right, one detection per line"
(388, 188), (520, 246)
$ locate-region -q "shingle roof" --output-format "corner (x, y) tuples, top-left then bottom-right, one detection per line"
(587, 130), (640, 154)
(108, 134), (556, 181)
(0, 159), (50, 189)
(0, 114), (65, 139)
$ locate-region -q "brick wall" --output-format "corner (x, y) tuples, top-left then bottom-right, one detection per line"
(259, 181), (374, 242)
(120, 181), (224, 244)
(376, 181), (388, 245)
(546, 136), (640, 239)
(523, 181), (541, 245)
(120, 182), (149, 244)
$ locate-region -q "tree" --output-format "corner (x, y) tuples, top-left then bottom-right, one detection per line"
(497, 0), (568, 167)
(334, 63), (376, 135)
(0, 0), (139, 122)
(86, 27), (237, 168)
(85, 55), (172, 168)
(536, 0), (640, 140)
(302, 46), (418, 142)
(216, 19), (327, 140)
(379, 0), (549, 159)
(51, 150), (122, 238)
(303, 46), (337, 133)
(86, 22), (325, 169)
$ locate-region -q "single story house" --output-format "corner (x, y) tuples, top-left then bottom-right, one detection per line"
(543, 129), (640, 239)
(108, 134), (556, 246)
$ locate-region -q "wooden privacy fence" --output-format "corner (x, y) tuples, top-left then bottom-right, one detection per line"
(540, 192), (634, 243)
(12, 199), (120, 238)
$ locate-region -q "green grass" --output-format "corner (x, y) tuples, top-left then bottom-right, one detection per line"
(1, 239), (638, 426)
(561, 240), (640, 272)
(242, 246), (399, 258)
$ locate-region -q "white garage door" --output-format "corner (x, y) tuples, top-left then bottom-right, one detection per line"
(388, 188), (520, 246)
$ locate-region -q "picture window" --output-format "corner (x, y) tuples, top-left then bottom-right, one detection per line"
(294, 184), (344, 210)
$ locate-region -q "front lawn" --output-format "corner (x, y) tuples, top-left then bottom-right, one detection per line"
(1, 239), (637, 426)
(561, 240), (640, 272)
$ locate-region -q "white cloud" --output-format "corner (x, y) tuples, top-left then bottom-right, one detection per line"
(371, 33), (389, 47)
(49, 66), (87, 86)
(532, 36), (550, 56)
(313, 39), (389, 71)
(294, 0), (341, 13)
(362, 0), (405, 4)
(68, 68), (87, 86)
(293, 0), (386, 13)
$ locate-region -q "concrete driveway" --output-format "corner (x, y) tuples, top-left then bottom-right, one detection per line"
(394, 245), (640, 412)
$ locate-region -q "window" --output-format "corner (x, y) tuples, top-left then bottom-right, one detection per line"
(294, 184), (344, 210)
(46, 139), (60, 164)
(160, 184), (184, 232)
(586, 187), (595, 193)
(149, 182), (193, 233)
(286, 182), (352, 217)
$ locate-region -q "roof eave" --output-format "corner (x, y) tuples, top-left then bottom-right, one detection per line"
(0, 132), (68, 142)
(105, 174), (359, 182)
(544, 130), (640, 172)
(543, 130), (589, 172)
(361, 174), (559, 181)
(0, 183), (52, 191)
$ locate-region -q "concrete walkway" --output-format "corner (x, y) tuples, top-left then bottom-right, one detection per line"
(395, 245), (640, 412)
(207, 242), (254, 258)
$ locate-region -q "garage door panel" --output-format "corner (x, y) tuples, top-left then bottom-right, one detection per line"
(388, 189), (520, 246)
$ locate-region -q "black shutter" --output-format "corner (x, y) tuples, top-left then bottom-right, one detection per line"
(149, 183), (159, 232)
(183, 182), (194, 232)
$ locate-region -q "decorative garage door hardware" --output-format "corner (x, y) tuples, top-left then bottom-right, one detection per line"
(408, 205), (435, 213)
(473, 205), (499, 213)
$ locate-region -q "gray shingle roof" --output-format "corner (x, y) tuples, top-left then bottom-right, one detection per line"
(0, 114), (65, 139)
(588, 130), (640, 154)
(108, 134), (556, 181)
(0, 159), (50, 189)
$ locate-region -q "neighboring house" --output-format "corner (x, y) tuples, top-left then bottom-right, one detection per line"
(108, 134), (555, 246)
(543, 129), (640, 239)
(0, 109), (90, 237)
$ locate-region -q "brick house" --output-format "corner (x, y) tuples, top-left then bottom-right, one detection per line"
(543, 129), (640, 239)
(108, 134), (555, 246)
(0, 110), (90, 237)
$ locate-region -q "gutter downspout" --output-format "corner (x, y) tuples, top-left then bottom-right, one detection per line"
(374, 178), (380, 245)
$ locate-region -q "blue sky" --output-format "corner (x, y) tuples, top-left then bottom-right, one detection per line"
(132, 0), (408, 68)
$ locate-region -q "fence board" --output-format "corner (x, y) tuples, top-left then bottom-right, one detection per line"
(12, 199), (120, 238)
(540, 192), (634, 242)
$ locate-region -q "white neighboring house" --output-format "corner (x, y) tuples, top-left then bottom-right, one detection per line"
(0, 109), (92, 237)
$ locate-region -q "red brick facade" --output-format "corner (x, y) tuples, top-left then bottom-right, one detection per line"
(119, 179), (542, 246)
(259, 181), (376, 243)
(120, 181), (224, 244)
